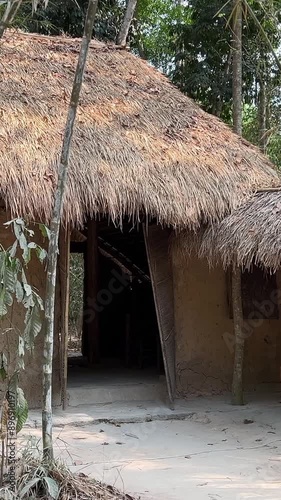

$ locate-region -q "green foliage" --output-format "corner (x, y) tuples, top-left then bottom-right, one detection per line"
(15, 387), (28, 434)
(0, 219), (46, 360)
(18, 473), (59, 499)
(0, 219), (47, 440)
(132, 0), (190, 71)
(8, 0), (124, 41)
(69, 253), (84, 331)
(0, 353), (7, 382)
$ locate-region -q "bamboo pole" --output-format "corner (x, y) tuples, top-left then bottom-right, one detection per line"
(231, 0), (244, 405)
(59, 228), (70, 411)
(116, 0), (138, 46)
(231, 266), (244, 404)
(42, 0), (99, 462)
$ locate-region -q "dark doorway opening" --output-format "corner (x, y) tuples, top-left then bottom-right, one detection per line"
(97, 220), (162, 371)
(67, 219), (165, 405)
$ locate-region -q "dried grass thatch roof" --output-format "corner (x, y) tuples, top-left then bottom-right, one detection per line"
(176, 190), (281, 271)
(0, 31), (280, 227)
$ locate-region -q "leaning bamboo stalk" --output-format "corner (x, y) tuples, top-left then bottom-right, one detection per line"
(231, 0), (244, 405)
(116, 0), (138, 46)
(231, 266), (244, 404)
(59, 228), (70, 411)
(42, 0), (98, 461)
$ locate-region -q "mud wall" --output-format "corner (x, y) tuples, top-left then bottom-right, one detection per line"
(0, 211), (61, 408)
(172, 247), (281, 396)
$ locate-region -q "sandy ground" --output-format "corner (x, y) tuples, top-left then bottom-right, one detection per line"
(24, 394), (281, 499)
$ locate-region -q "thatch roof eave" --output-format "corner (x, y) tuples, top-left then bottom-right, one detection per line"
(176, 191), (281, 272)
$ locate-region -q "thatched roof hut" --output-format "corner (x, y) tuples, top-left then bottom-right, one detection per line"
(0, 31), (280, 228)
(178, 190), (281, 272)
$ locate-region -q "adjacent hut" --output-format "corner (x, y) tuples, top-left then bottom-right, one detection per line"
(181, 190), (281, 272)
(176, 189), (281, 397)
(1, 31), (281, 408)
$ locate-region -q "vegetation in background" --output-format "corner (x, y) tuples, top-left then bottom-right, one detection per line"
(69, 254), (84, 340)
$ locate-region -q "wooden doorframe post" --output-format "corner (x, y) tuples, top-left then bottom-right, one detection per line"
(82, 217), (100, 364)
(143, 224), (176, 408)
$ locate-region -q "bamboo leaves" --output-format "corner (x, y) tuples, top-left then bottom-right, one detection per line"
(23, 297), (43, 352)
(15, 388), (28, 434)
(18, 474), (59, 500)
(0, 218), (47, 463)
(0, 0), (49, 38)
(0, 220), (46, 355)
(0, 353), (7, 382)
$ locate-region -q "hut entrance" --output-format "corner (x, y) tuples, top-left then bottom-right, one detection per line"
(66, 219), (175, 407)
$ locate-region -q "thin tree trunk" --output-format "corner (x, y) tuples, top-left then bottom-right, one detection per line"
(231, 0), (244, 405)
(246, 1), (281, 74)
(258, 78), (267, 153)
(232, 0), (242, 135)
(42, 0), (98, 462)
(231, 267), (244, 404)
(116, 0), (137, 46)
(216, 49), (233, 118)
(59, 227), (70, 411)
(0, 0), (22, 39)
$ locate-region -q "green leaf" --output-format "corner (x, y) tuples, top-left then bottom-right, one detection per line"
(17, 230), (31, 264)
(15, 388), (28, 433)
(22, 294), (35, 309)
(0, 252), (5, 271)
(15, 219), (24, 226)
(18, 336), (25, 358)
(0, 367), (7, 381)
(36, 247), (47, 263)
(0, 487), (15, 499)
(15, 280), (24, 303)
(19, 477), (40, 498)
(4, 291), (13, 307)
(27, 242), (37, 249)
(9, 240), (18, 258)
(4, 263), (17, 294)
(23, 284), (32, 297)
(0, 287), (8, 316)
(43, 477), (60, 500)
(21, 269), (27, 284)
(8, 372), (18, 399)
(0, 352), (7, 381)
(23, 305), (42, 351)
(39, 223), (51, 240)
(13, 221), (22, 242)
(17, 357), (25, 371)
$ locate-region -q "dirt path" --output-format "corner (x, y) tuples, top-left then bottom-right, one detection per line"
(24, 396), (281, 499)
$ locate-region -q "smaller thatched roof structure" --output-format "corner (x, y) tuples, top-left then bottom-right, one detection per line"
(177, 190), (281, 272)
(0, 31), (281, 228)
